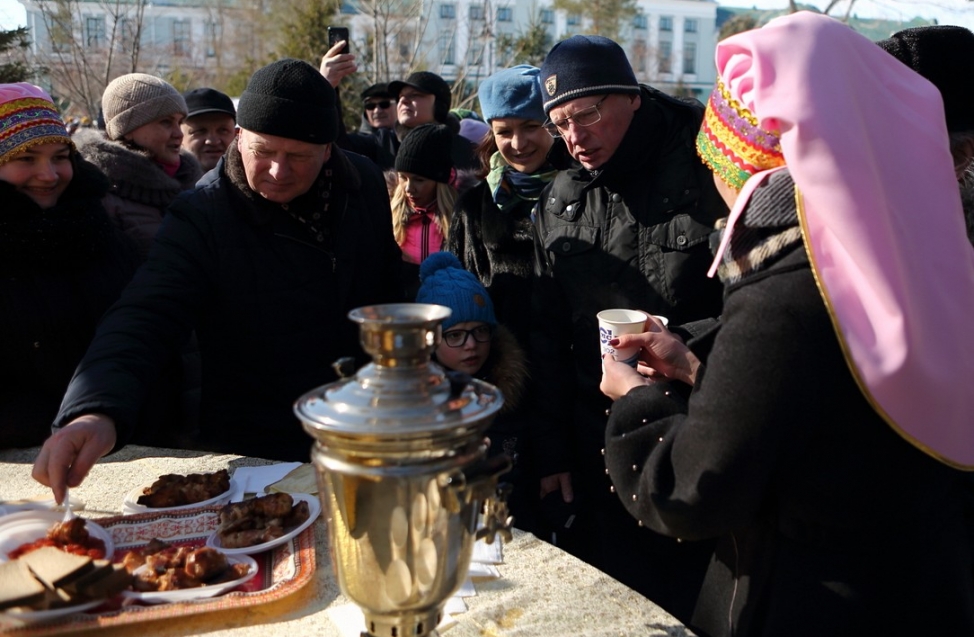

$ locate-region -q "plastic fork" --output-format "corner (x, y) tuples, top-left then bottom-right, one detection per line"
(62, 486), (74, 522)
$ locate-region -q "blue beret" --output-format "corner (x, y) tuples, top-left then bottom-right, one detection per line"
(539, 35), (639, 115)
(477, 65), (546, 123)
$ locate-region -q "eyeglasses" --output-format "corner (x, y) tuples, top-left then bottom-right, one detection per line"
(543, 95), (608, 138)
(365, 100), (392, 110)
(442, 325), (493, 348)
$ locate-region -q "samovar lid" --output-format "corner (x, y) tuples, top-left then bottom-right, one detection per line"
(295, 304), (503, 447)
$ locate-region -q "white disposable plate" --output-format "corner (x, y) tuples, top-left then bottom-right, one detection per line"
(0, 599), (101, 626)
(0, 511), (114, 562)
(122, 477), (241, 515)
(204, 493), (320, 556)
(119, 554), (257, 604)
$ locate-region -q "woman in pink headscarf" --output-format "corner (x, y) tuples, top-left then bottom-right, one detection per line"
(599, 12), (974, 637)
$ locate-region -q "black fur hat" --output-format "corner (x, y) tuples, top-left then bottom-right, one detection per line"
(237, 58), (337, 144)
(877, 26), (974, 133)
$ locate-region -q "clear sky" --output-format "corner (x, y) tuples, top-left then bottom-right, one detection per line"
(731, 0), (974, 30)
(2, 0), (971, 33)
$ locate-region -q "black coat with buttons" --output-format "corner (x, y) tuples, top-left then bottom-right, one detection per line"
(55, 145), (404, 461)
(605, 246), (974, 637)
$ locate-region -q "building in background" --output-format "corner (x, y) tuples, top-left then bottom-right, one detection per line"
(342, 0), (719, 101)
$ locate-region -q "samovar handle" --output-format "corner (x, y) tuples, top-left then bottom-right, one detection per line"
(477, 482), (515, 544)
(332, 356), (357, 379)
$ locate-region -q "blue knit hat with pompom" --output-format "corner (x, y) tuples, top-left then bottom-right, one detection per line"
(416, 252), (496, 331)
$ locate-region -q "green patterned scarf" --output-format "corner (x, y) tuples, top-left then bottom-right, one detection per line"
(486, 151), (557, 213)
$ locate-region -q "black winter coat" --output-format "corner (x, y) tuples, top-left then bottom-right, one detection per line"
(448, 181), (536, 349)
(0, 158), (142, 448)
(528, 87), (727, 616)
(55, 146), (404, 461)
(531, 85), (727, 478)
(605, 246), (974, 637)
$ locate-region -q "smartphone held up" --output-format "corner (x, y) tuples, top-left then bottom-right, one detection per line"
(328, 26), (350, 54)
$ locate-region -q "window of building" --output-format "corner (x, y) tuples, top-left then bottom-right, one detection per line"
(633, 38), (647, 73)
(497, 7), (513, 22)
(205, 20), (220, 57)
(566, 13), (581, 26)
(397, 30), (414, 60)
(658, 40), (672, 73)
(684, 18), (697, 33)
(467, 42), (484, 65)
(633, 14), (647, 29)
(683, 41), (696, 74)
(469, 4), (484, 20)
(439, 33), (455, 64)
(659, 16), (673, 31)
(173, 19), (190, 56)
(540, 9), (554, 24)
(85, 15), (105, 48)
(439, 3), (456, 19)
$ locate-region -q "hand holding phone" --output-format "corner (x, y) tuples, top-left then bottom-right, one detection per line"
(327, 26), (350, 55)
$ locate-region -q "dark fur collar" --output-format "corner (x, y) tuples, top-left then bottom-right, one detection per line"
(72, 128), (201, 208)
(480, 325), (529, 414)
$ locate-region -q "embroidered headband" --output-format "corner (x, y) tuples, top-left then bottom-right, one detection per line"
(0, 83), (73, 167)
(696, 80), (784, 191)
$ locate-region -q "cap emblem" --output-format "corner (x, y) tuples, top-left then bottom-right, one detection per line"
(544, 75), (557, 96)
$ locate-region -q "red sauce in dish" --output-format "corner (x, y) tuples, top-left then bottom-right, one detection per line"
(7, 536), (107, 560)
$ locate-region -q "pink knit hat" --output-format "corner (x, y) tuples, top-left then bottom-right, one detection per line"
(0, 82), (73, 166)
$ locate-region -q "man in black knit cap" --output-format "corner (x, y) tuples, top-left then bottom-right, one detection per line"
(529, 35), (727, 624)
(33, 59), (404, 502)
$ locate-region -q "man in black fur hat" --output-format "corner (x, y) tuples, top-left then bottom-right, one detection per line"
(33, 59), (404, 502)
(529, 34), (727, 622)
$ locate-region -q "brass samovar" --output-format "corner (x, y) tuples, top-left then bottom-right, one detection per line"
(295, 304), (513, 637)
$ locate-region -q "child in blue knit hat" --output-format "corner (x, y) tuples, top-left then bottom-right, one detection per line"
(416, 252), (538, 531)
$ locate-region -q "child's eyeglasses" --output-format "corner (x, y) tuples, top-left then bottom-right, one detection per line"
(442, 325), (493, 347)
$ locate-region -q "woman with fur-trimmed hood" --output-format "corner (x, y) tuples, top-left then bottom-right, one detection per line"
(74, 74), (201, 259)
(416, 252), (534, 528)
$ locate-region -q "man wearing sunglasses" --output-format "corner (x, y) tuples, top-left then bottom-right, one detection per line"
(357, 83), (400, 162)
(362, 84), (396, 130)
(529, 34), (727, 623)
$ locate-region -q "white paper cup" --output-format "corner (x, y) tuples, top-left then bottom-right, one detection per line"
(598, 309), (649, 367)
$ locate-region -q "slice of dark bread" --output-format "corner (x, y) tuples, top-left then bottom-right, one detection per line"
(0, 560), (46, 611)
(74, 563), (132, 599)
(19, 547), (94, 590)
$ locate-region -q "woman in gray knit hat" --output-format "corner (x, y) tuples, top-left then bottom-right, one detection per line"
(73, 73), (202, 259)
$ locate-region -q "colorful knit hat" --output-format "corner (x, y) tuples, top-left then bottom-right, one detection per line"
(0, 83), (73, 167)
(696, 79), (785, 191)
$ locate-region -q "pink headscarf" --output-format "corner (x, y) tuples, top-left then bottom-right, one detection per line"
(710, 12), (974, 469)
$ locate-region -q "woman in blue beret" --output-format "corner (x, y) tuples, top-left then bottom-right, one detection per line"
(447, 65), (557, 539)
(447, 65), (555, 351)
